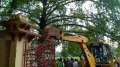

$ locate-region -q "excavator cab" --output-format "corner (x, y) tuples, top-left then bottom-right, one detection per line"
(89, 42), (114, 67)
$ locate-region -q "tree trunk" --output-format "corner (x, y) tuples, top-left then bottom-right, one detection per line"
(8, 0), (17, 15)
(39, 0), (48, 30)
(39, 16), (47, 30)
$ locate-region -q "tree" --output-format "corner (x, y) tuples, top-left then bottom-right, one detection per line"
(0, 0), (86, 31)
(0, 0), (87, 57)
(1, 0), (120, 57)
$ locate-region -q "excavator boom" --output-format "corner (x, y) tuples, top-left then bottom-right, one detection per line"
(62, 35), (88, 43)
(61, 34), (96, 67)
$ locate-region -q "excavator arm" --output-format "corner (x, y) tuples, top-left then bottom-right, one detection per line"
(43, 26), (96, 67)
(61, 34), (96, 67)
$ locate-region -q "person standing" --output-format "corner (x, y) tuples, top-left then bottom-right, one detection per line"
(57, 58), (64, 67)
(68, 58), (74, 67)
(73, 59), (79, 67)
(63, 58), (69, 67)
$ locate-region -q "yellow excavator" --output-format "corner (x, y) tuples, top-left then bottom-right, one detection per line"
(60, 33), (116, 67)
(44, 26), (116, 67)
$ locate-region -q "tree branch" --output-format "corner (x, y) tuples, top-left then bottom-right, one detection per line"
(56, 24), (88, 29)
(46, 0), (63, 11)
(48, 15), (87, 20)
(47, 17), (73, 24)
(46, 0), (77, 18)
(47, 15), (91, 25)
(46, 0), (66, 15)
(62, 30), (86, 35)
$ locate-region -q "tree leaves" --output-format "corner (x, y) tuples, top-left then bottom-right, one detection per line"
(62, 42), (82, 57)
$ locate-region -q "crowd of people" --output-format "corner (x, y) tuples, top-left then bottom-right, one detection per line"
(56, 58), (81, 67)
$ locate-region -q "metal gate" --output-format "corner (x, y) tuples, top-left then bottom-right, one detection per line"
(24, 40), (56, 67)
(24, 47), (37, 67)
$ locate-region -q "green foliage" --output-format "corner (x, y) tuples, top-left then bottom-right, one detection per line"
(115, 47), (120, 57)
(62, 42), (82, 57)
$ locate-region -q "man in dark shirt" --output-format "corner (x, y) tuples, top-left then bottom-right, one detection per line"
(68, 58), (74, 67)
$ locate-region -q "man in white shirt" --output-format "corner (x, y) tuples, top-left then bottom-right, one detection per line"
(73, 59), (79, 67)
